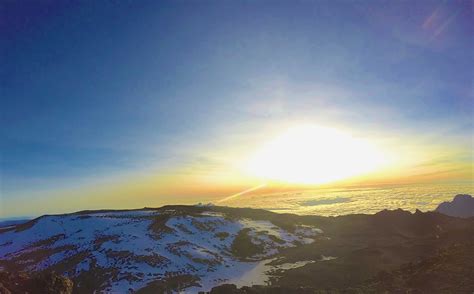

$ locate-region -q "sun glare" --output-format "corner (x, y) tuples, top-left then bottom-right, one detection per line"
(245, 125), (390, 185)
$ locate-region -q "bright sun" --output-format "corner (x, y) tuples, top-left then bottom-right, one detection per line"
(245, 125), (389, 185)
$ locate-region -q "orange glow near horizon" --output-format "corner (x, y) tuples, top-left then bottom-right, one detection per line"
(3, 123), (471, 218)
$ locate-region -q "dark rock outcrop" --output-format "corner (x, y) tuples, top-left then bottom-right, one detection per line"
(205, 284), (318, 294)
(0, 271), (73, 294)
(436, 194), (474, 218)
(205, 243), (474, 294)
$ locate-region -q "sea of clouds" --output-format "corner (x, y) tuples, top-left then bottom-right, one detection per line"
(224, 182), (473, 216)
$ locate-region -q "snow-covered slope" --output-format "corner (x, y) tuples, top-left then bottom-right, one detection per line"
(0, 206), (322, 293)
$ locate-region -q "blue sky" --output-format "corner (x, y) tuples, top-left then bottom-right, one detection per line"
(1, 0), (472, 217)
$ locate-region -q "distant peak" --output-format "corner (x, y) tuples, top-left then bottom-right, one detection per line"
(453, 194), (473, 201)
(435, 194), (474, 218)
(374, 208), (411, 218)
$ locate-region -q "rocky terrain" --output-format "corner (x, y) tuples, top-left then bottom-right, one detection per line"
(1, 195), (473, 293)
(0, 206), (321, 293)
(436, 194), (474, 218)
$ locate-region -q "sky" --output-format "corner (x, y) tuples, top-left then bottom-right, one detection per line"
(1, 0), (473, 217)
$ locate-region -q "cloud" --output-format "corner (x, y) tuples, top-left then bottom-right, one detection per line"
(299, 197), (352, 207)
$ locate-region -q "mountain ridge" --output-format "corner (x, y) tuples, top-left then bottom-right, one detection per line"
(436, 194), (474, 218)
(1, 201), (473, 293)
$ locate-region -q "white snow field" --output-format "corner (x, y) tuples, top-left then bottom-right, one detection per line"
(0, 207), (322, 293)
